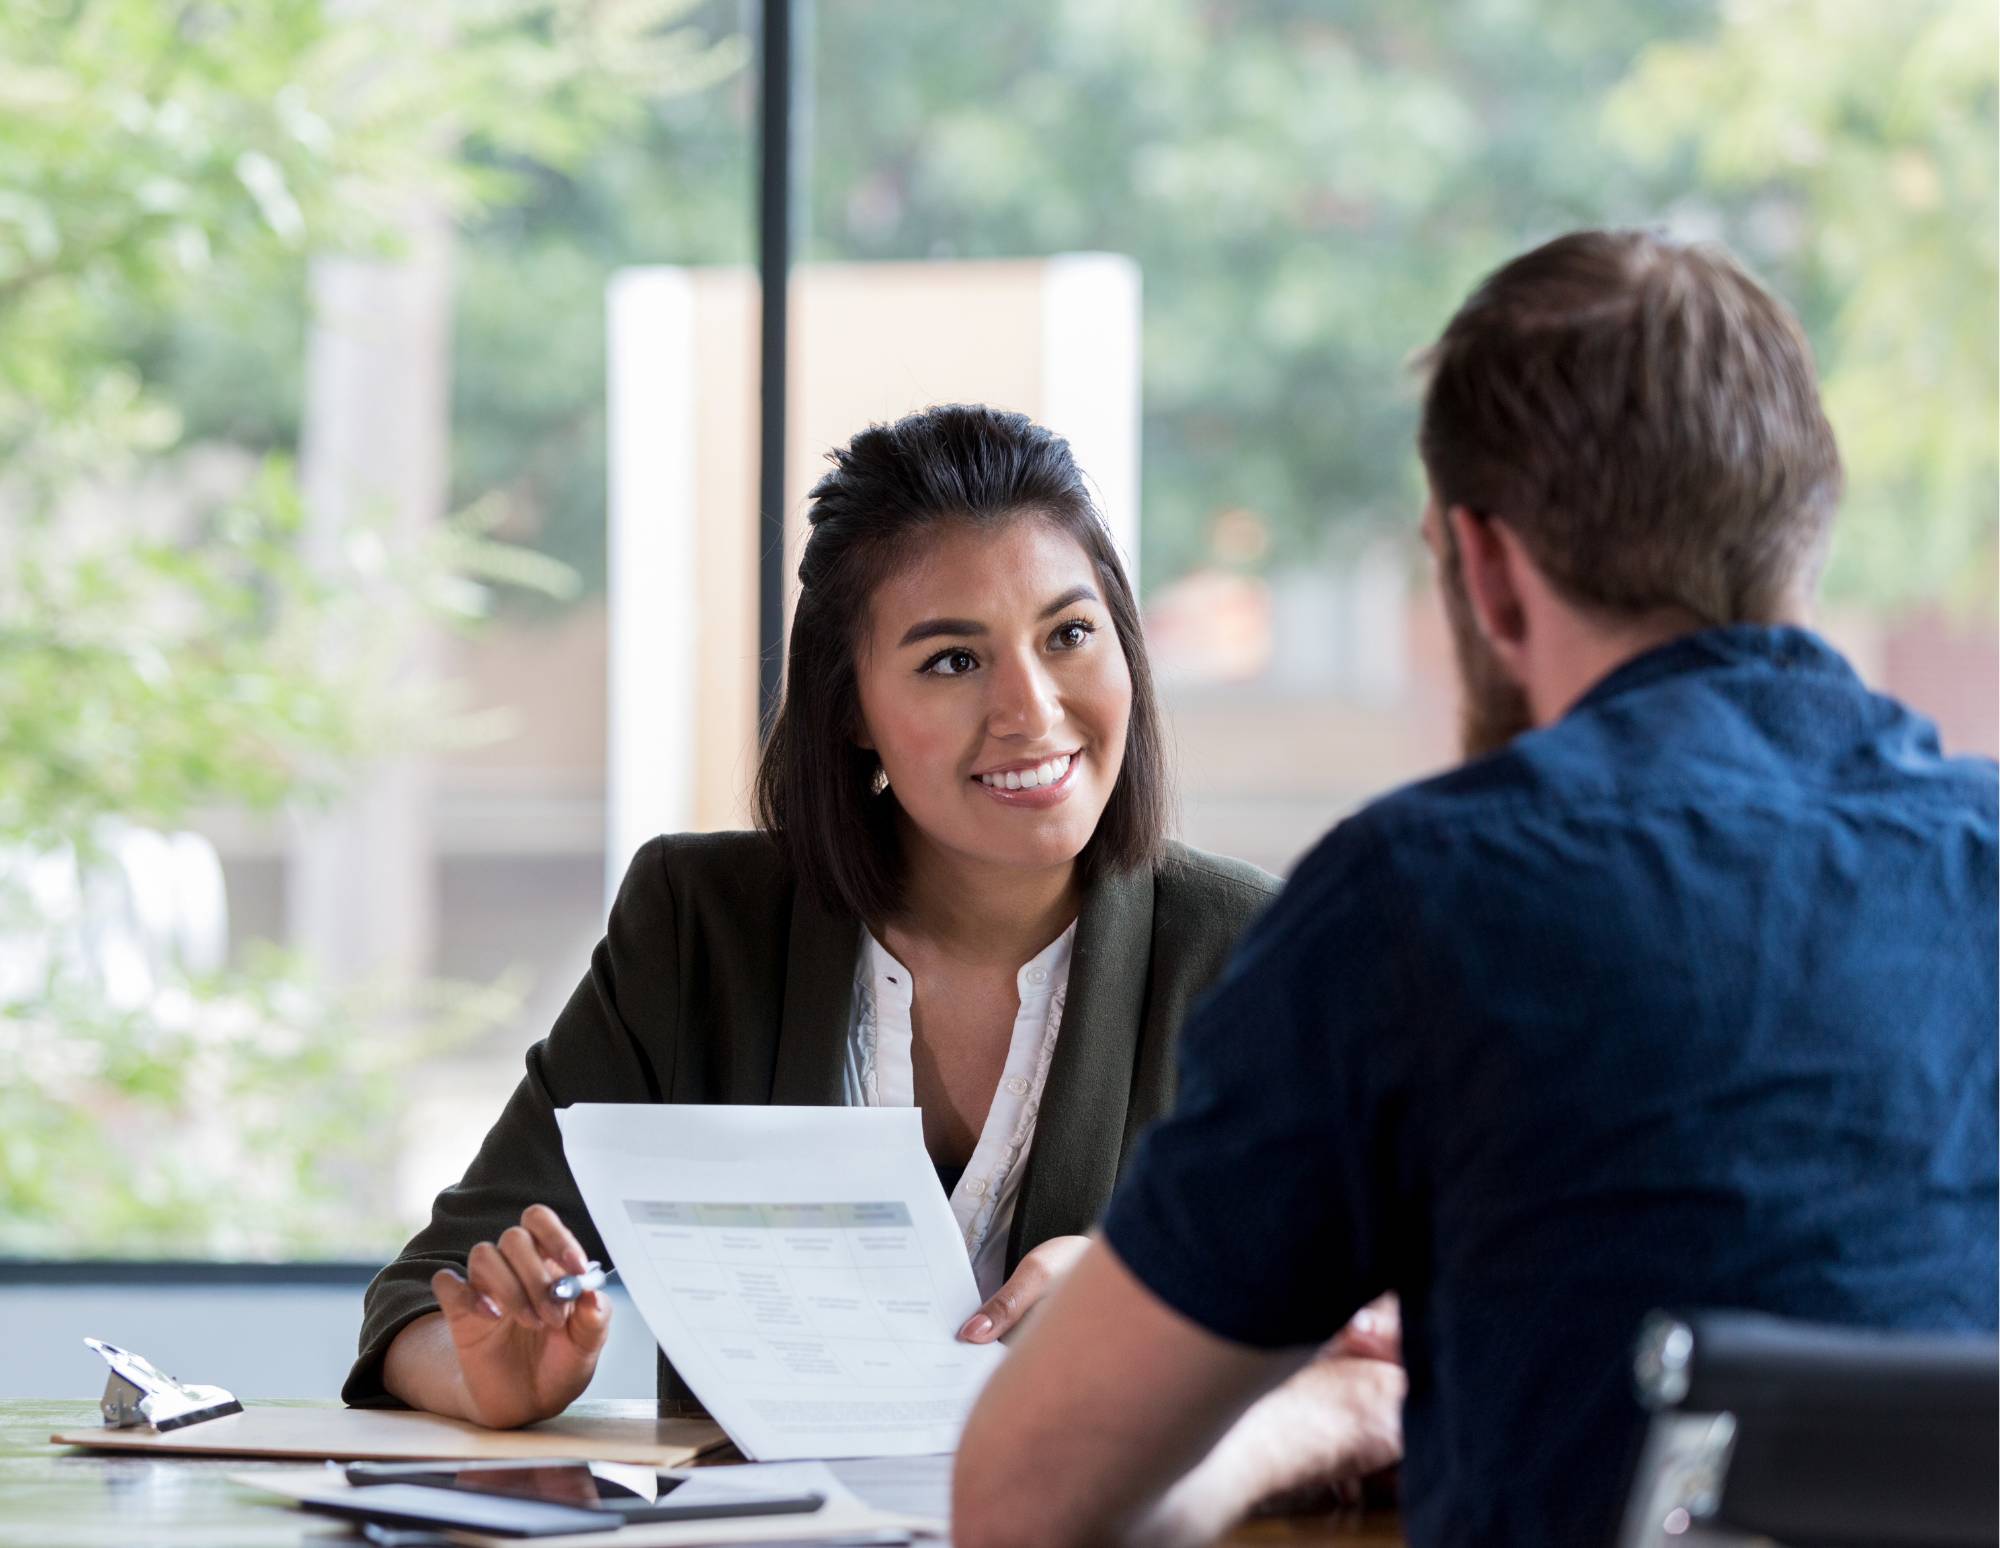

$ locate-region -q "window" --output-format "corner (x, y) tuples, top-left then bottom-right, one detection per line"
(5, 0), (1991, 1262)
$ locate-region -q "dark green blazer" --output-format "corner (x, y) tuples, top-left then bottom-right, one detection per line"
(345, 830), (1277, 1414)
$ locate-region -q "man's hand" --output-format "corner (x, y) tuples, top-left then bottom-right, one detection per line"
(424, 1204), (612, 1429)
(1328, 1293), (1401, 1364)
(1162, 1340), (1404, 1529)
(953, 1238), (1303, 1548)
(953, 1238), (1410, 1548)
(957, 1235), (1092, 1343)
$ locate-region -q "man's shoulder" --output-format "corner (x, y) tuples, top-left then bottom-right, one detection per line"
(1293, 658), (2000, 944)
(1317, 749), (1562, 860)
(1272, 715), (1701, 936)
(1350, 638), (1998, 849)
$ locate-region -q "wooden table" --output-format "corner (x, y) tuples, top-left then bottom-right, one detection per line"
(2, 1400), (1401, 1547)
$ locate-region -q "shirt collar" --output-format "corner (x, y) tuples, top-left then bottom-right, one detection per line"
(863, 930), (914, 1010)
(1568, 625), (1858, 720)
(862, 918), (1079, 1008)
(1015, 920), (1078, 1001)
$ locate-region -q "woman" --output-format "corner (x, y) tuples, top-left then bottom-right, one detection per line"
(343, 404), (1281, 1428)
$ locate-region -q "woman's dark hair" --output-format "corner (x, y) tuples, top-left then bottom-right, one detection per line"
(755, 404), (1170, 923)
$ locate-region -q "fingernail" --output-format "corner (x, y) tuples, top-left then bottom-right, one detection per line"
(1354, 1311), (1379, 1335)
(960, 1314), (993, 1342)
(479, 1295), (503, 1319)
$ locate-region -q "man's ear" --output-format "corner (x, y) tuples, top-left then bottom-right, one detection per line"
(1445, 504), (1532, 666)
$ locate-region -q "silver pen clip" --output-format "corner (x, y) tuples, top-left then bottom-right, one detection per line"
(549, 1260), (617, 1303)
(85, 1337), (243, 1431)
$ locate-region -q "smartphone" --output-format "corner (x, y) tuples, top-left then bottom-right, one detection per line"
(303, 1482), (620, 1538)
(346, 1460), (604, 1504)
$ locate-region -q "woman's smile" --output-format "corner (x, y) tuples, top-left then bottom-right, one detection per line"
(972, 749), (1081, 808)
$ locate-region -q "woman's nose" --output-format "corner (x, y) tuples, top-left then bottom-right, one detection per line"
(988, 654), (1061, 739)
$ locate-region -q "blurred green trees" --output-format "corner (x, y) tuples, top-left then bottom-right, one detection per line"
(0, 0), (735, 1256)
(1610, 0), (1998, 610)
(152, 0), (1983, 606)
(1, 0), (737, 844)
(810, 0), (1995, 596)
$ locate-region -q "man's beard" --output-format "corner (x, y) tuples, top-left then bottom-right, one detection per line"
(1437, 548), (1534, 761)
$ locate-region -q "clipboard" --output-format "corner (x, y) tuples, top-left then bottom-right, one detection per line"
(51, 1403), (729, 1466)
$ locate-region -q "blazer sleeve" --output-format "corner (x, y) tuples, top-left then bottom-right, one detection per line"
(342, 838), (682, 1407)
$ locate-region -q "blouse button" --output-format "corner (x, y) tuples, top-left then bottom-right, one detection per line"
(1027, 966), (1049, 986)
(1004, 1076), (1029, 1097)
(967, 1177), (989, 1197)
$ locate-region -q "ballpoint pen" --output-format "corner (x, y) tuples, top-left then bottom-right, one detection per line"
(548, 1261), (618, 1302)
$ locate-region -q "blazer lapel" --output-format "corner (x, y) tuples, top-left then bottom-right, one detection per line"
(1007, 861), (1155, 1265)
(768, 882), (860, 1106)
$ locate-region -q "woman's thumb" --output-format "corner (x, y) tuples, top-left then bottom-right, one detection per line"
(565, 1288), (613, 1356)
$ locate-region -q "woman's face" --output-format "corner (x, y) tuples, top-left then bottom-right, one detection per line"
(855, 516), (1133, 888)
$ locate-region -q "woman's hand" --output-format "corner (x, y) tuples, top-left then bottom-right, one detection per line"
(426, 1203), (612, 1429)
(956, 1234), (1092, 1344)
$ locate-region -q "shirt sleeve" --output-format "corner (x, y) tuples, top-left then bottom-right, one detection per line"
(1100, 819), (1414, 1350)
(341, 837), (681, 1407)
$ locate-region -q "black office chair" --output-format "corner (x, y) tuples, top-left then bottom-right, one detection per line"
(1615, 1310), (1999, 1548)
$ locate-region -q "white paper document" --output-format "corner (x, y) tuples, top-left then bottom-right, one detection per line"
(659, 1459), (863, 1510)
(557, 1104), (1006, 1461)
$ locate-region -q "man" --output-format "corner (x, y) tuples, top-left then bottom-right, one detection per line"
(951, 229), (2000, 1548)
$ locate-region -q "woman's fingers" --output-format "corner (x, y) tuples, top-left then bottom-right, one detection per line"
(498, 1225), (565, 1329)
(957, 1234), (1092, 1343)
(449, 1204), (594, 1343)
(432, 1266), (504, 1327)
(565, 1289), (613, 1356)
(468, 1239), (539, 1331)
(958, 1268), (1034, 1343)
(521, 1204), (589, 1277)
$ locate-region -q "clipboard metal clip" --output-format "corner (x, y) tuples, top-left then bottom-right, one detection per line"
(84, 1337), (243, 1432)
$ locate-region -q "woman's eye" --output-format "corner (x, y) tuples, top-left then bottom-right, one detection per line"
(1051, 619), (1097, 650)
(923, 648), (979, 676)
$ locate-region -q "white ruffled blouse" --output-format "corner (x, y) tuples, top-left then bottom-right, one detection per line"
(839, 922), (1077, 1299)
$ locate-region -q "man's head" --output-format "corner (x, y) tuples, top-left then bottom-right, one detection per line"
(1416, 229), (1844, 756)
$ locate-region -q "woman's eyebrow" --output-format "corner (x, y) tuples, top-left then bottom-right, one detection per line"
(1038, 584), (1099, 618)
(897, 587), (1100, 648)
(899, 616), (985, 647)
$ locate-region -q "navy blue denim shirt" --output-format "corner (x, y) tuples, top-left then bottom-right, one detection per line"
(1104, 626), (1999, 1548)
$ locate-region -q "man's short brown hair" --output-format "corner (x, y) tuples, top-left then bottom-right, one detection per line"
(1417, 229), (1843, 626)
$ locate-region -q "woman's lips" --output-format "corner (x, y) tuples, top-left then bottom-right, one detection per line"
(971, 751), (1081, 809)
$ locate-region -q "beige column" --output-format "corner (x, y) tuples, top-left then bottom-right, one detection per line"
(288, 209), (454, 985)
